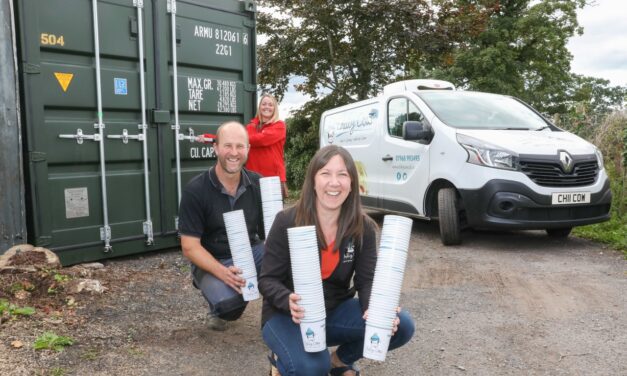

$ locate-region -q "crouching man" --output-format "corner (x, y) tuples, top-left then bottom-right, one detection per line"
(179, 121), (264, 330)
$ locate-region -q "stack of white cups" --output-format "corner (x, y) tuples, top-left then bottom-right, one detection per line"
(259, 176), (284, 238)
(223, 209), (260, 301)
(363, 215), (413, 361)
(287, 226), (327, 352)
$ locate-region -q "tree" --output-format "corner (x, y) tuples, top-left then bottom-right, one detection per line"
(425, 0), (586, 114)
(258, 0), (492, 188)
(257, 0), (490, 102)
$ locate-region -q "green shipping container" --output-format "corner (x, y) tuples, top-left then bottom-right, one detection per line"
(12, 0), (257, 264)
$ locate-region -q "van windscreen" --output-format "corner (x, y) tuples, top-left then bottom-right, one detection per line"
(417, 91), (550, 130)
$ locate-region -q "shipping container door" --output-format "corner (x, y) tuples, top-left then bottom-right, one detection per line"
(156, 0), (257, 233)
(18, 0), (162, 262)
(17, 0), (256, 264)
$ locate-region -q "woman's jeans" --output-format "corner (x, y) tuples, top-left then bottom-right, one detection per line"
(262, 298), (415, 376)
(192, 243), (264, 321)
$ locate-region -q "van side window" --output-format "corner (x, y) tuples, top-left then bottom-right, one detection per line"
(388, 98), (424, 138)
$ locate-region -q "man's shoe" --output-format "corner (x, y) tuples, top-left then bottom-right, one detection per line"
(207, 313), (227, 331)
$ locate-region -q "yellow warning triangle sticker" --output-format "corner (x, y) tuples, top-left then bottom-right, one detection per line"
(54, 72), (74, 92)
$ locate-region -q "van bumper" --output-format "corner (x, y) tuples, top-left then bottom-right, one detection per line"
(458, 179), (612, 230)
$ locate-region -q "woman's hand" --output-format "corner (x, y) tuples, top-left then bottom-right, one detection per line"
(288, 293), (305, 324)
(392, 306), (401, 335)
(363, 307), (402, 335)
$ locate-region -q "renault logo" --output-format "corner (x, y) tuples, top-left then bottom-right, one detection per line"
(559, 151), (574, 173)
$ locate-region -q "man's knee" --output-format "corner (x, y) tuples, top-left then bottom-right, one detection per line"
(393, 310), (415, 346)
(214, 295), (247, 321)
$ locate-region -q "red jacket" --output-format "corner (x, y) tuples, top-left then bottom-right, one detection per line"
(245, 118), (287, 182)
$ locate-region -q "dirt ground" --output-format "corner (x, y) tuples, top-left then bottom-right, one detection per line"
(1, 215), (625, 375)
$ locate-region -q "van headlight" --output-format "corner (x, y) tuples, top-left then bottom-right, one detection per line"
(457, 134), (519, 170)
(595, 148), (604, 170)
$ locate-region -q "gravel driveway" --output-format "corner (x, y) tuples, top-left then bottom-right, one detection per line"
(1, 215), (625, 375)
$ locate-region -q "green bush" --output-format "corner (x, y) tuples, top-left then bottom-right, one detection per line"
(562, 110), (627, 254)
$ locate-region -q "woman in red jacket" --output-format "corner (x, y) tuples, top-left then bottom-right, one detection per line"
(246, 94), (288, 197)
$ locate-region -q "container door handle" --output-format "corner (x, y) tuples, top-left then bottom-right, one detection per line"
(107, 128), (144, 144)
(58, 128), (101, 144)
(382, 154), (393, 162)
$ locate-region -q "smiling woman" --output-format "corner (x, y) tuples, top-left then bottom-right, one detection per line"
(245, 94), (289, 197)
(258, 145), (415, 376)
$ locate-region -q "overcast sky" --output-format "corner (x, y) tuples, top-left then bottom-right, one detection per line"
(276, 0), (627, 117)
(567, 0), (627, 87)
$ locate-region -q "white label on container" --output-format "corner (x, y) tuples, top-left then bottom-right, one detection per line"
(187, 77), (213, 111)
(65, 187), (89, 219)
(216, 79), (237, 113)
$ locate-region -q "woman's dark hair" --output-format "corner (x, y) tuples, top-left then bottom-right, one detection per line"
(294, 145), (374, 250)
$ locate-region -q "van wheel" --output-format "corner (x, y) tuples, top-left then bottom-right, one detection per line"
(438, 188), (462, 245)
(546, 227), (572, 238)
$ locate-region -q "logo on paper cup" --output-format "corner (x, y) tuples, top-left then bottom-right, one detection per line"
(306, 328), (315, 339)
(247, 281), (255, 290)
(370, 333), (380, 345)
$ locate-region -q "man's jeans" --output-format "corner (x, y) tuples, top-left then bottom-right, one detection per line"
(192, 243), (264, 321)
(262, 298), (415, 376)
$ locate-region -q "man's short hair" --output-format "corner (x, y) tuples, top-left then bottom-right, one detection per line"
(214, 121), (248, 145)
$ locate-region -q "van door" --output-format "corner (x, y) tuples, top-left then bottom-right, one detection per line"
(378, 97), (430, 216)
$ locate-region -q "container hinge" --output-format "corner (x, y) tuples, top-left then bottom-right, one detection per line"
(241, 1), (256, 14)
(130, 17), (138, 38)
(178, 127), (198, 142)
(23, 63), (41, 74)
(143, 220), (154, 245)
(174, 216), (179, 230)
(58, 129), (101, 144)
(107, 129), (144, 144)
(100, 226), (112, 252)
(244, 83), (257, 92)
(29, 151), (47, 163)
(167, 0), (176, 14)
(171, 123), (180, 131)
(133, 0), (144, 8)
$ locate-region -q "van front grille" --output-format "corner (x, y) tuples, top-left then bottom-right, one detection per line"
(520, 160), (598, 187)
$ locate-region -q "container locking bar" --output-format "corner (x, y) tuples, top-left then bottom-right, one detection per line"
(58, 128), (101, 144)
(169, 0), (182, 230)
(92, 0), (112, 252)
(135, 0), (153, 245)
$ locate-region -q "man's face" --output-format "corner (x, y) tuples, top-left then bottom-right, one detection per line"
(214, 125), (249, 175)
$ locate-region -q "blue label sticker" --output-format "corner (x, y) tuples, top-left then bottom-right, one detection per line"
(114, 78), (128, 95)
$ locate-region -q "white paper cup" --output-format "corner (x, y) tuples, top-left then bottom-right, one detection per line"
(362, 324), (393, 361)
(300, 319), (327, 352)
(242, 276), (260, 301)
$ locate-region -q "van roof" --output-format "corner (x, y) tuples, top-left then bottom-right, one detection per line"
(383, 79), (455, 95)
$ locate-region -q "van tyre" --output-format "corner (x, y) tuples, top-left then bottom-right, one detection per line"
(438, 188), (462, 245)
(546, 227), (572, 238)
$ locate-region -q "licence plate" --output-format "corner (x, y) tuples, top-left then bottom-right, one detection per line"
(551, 192), (591, 205)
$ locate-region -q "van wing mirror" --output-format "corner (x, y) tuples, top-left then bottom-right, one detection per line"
(403, 121), (431, 141)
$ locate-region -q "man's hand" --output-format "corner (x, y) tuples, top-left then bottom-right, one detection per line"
(181, 235), (245, 294)
(218, 265), (245, 294)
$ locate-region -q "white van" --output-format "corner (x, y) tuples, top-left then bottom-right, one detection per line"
(319, 79), (612, 245)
